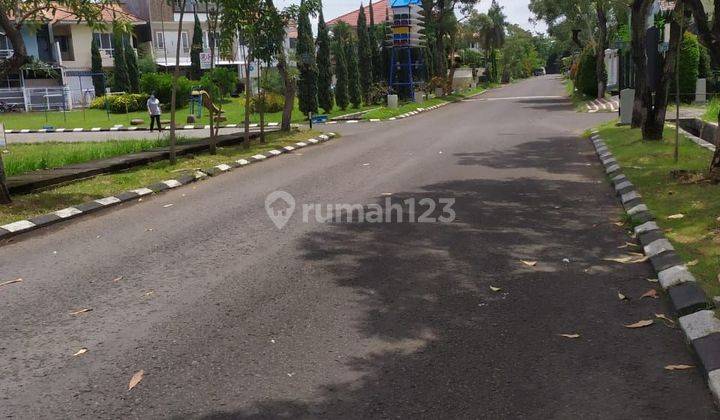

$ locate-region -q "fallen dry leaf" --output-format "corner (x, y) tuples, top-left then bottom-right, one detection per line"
(687, 259), (699, 266)
(70, 308), (93, 316)
(73, 348), (88, 357)
(647, 278), (659, 283)
(655, 313), (676, 326)
(667, 214), (685, 219)
(665, 364), (694, 371)
(618, 292), (628, 301)
(624, 319), (654, 329)
(520, 260), (538, 267)
(0, 278), (22, 288)
(640, 289), (659, 299)
(163, 203), (174, 208)
(558, 333), (581, 339)
(604, 255), (648, 264)
(489, 286), (502, 292)
(128, 370), (144, 390)
(112, 276), (123, 282)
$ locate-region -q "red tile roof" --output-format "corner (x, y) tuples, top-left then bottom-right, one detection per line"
(327, 0), (390, 27)
(9, 2), (144, 24)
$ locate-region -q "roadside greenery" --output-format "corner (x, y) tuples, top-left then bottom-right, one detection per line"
(596, 122), (720, 297)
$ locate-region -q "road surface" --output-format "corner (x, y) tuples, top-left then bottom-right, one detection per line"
(0, 76), (717, 418)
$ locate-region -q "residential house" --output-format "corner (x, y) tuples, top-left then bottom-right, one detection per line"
(327, 0), (391, 28)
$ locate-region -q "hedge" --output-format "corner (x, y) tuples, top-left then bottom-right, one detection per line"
(575, 48), (597, 98)
(139, 72), (192, 108)
(89, 93), (149, 113)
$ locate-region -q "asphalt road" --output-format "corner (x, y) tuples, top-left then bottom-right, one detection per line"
(1, 76), (717, 418)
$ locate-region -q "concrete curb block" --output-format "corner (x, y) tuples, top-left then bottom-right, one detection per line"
(0, 132), (338, 243)
(589, 133), (720, 400)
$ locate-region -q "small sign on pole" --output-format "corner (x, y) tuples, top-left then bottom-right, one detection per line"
(0, 123), (6, 148)
(200, 52), (212, 70)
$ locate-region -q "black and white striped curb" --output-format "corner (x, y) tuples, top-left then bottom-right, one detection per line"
(4, 102), (454, 134)
(586, 96), (619, 113)
(3, 122), (281, 135)
(589, 131), (720, 403)
(0, 132), (337, 243)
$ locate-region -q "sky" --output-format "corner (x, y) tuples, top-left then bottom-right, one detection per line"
(276, 0), (547, 34)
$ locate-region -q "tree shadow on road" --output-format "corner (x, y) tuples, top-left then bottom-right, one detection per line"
(195, 174), (714, 418)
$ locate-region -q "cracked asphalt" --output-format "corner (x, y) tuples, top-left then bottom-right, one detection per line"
(0, 75), (717, 418)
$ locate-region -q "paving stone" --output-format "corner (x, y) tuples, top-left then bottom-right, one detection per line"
(630, 210), (655, 225)
(638, 229), (665, 247)
(73, 201), (105, 213)
(634, 221), (659, 235)
(605, 164), (620, 174)
(709, 370), (720, 402)
(611, 174), (627, 182)
(621, 190), (641, 204)
(670, 283), (711, 317)
(626, 204), (648, 215)
(147, 182), (170, 193)
(175, 174), (197, 185)
(27, 213), (61, 226)
(114, 191), (141, 202)
(679, 310), (720, 341)
(651, 251), (684, 272)
(644, 238), (675, 258)
(692, 333), (720, 373)
(658, 265), (696, 289)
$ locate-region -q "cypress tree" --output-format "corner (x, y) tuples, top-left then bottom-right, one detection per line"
(296, 2), (318, 115)
(316, 9), (334, 113)
(356, 4), (372, 103)
(368, 0), (383, 83)
(112, 28), (130, 92)
(334, 40), (349, 110)
(124, 36), (140, 92)
(91, 38), (105, 96)
(190, 13), (203, 79)
(346, 39), (361, 108)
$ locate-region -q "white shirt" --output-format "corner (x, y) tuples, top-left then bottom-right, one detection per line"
(147, 97), (161, 116)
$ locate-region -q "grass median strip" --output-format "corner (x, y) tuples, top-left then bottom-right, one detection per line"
(595, 121), (720, 297)
(0, 130), (321, 226)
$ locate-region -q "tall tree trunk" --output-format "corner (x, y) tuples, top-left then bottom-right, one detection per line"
(641, 6), (682, 141)
(277, 52), (295, 132)
(595, 4), (608, 99)
(630, 0), (651, 128)
(0, 154), (11, 204)
(243, 47), (252, 149)
(259, 61), (265, 143)
(170, 2), (187, 164)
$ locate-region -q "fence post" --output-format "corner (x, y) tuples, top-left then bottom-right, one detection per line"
(22, 87), (30, 112)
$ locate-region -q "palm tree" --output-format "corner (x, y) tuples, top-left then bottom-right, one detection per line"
(486, 0), (506, 83)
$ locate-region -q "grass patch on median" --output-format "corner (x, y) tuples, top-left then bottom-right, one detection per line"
(596, 121), (720, 297)
(2, 137), (200, 177)
(0, 129), (321, 226)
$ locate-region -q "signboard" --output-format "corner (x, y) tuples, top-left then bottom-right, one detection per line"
(200, 52), (212, 70)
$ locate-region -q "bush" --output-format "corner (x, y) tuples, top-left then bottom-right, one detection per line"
(678, 32), (700, 103)
(261, 68), (285, 94)
(139, 72), (192, 108)
(89, 93), (149, 113)
(137, 55), (157, 74)
(248, 92), (284, 114)
(575, 48), (597, 98)
(199, 67), (238, 101)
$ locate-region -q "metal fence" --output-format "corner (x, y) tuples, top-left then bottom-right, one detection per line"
(0, 86), (96, 112)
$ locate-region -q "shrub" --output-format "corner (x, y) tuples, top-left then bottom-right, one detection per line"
(199, 67), (238, 101)
(575, 48), (597, 98)
(139, 72), (192, 108)
(248, 92), (284, 114)
(89, 93), (149, 113)
(261, 68), (285, 94)
(678, 32), (700, 103)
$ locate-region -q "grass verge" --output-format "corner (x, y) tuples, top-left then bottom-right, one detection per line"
(0, 129), (321, 226)
(596, 121), (720, 297)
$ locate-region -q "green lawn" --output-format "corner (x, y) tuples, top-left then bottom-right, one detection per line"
(595, 121), (720, 297)
(3, 137), (195, 176)
(0, 129), (321, 225)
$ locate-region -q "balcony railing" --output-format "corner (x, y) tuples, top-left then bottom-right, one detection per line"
(0, 49), (14, 59)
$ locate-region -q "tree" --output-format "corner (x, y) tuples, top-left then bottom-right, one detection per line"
(630, 0), (652, 128)
(334, 41), (350, 110)
(112, 27), (130, 92)
(486, 1), (506, 83)
(296, 0), (319, 116)
(684, 0), (720, 180)
(369, 0), (384, 83)
(169, 0), (189, 163)
(190, 12), (204, 79)
(91, 38), (105, 96)
(125, 36), (140, 93)
(357, 4), (373, 103)
(346, 37), (362, 108)
(678, 32), (699, 104)
(317, 8), (334, 113)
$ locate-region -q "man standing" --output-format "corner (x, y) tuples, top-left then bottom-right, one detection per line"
(147, 92), (162, 132)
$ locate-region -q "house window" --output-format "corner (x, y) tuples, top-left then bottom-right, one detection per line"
(155, 32), (165, 49)
(180, 31), (189, 52)
(203, 31), (219, 50)
(0, 33), (11, 50)
(93, 32), (113, 53)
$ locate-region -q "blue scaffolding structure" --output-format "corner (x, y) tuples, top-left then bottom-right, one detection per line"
(388, 0), (425, 100)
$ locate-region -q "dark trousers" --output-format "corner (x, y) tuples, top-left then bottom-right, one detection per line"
(150, 115), (162, 131)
